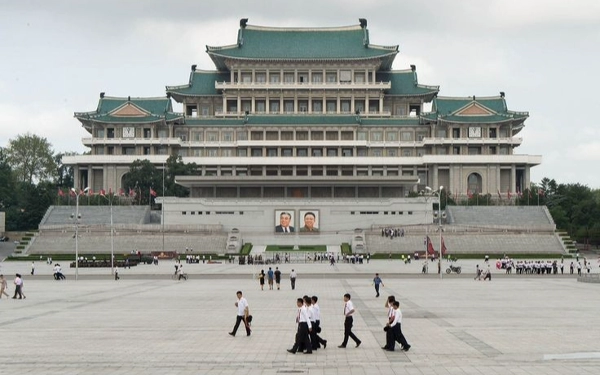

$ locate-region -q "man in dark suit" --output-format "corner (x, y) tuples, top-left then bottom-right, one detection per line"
(275, 212), (295, 233)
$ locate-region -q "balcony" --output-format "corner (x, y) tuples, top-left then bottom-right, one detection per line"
(215, 80), (391, 91)
(82, 137), (183, 146)
(422, 137), (523, 146)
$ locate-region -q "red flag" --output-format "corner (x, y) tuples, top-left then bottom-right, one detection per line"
(79, 189), (85, 196)
(109, 188), (113, 196)
(467, 189), (473, 199)
(538, 188), (545, 196)
(88, 189), (94, 196)
(58, 188), (65, 197)
(150, 188), (157, 197)
(507, 189), (512, 199)
(426, 236), (436, 255)
(118, 188), (125, 196)
(100, 189), (106, 197)
(129, 188), (136, 197)
(517, 188), (523, 198)
(69, 189), (76, 197)
(441, 236), (448, 256)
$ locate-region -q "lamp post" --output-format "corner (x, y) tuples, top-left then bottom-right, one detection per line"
(426, 185), (444, 279)
(71, 187), (89, 280)
(100, 192), (115, 275)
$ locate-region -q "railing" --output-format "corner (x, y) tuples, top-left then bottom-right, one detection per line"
(215, 81), (391, 90)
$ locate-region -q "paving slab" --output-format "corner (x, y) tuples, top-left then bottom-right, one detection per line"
(0, 260), (599, 374)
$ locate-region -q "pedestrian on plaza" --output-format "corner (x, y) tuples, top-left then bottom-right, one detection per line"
(287, 297), (312, 354)
(12, 273), (23, 299)
(304, 296), (319, 351)
(267, 267), (274, 290)
(387, 301), (410, 351)
(229, 291), (251, 337)
(0, 274), (9, 298)
(115, 266), (120, 280)
(274, 267), (282, 290)
(258, 269), (266, 290)
(31, 261), (35, 276)
(382, 295), (396, 350)
(338, 293), (361, 348)
(290, 269), (297, 290)
(474, 265), (482, 280)
(482, 266), (491, 281)
(311, 295), (327, 349)
(373, 273), (384, 297)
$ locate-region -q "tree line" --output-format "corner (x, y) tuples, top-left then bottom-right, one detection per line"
(1, 133), (599, 246)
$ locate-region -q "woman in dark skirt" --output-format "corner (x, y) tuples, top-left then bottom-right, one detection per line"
(258, 270), (266, 290)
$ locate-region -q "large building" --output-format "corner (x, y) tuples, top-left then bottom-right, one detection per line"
(63, 19), (541, 241)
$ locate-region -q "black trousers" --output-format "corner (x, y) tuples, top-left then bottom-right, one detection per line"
(310, 320), (327, 349)
(231, 315), (251, 336)
(290, 278), (296, 290)
(13, 285), (23, 299)
(291, 322), (312, 353)
(375, 284), (380, 296)
(342, 316), (360, 346)
(392, 323), (409, 348)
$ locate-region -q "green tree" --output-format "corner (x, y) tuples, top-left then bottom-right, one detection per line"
(55, 152), (77, 188)
(164, 155), (199, 197)
(0, 148), (17, 211)
(6, 133), (57, 184)
(122, 160), (161, 205)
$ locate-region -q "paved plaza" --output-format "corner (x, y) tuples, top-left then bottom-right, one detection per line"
(0, 259), (599, 374)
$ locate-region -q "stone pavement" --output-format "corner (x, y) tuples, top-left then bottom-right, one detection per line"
(0, 259), (599, 374)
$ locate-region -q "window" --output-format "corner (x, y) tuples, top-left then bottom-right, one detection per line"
(312, 101), (322, 113)
(311, 131), (323, 141)
(468, 147), (481, 155)
(281, 131), (293, 141)
(201, 106), (209, 117)
(107, 128), (115, 139)
(357, 131), (368, 141)
(490, 146), (497, 155)
(437, 129), (447, 138)
(326, 131), (338, 141)
(297, 148), (307, 157)
(237, 149), (247, 157)
(207, 132), (218, 142)
(354, 73), (365, 83)
(453, 146), (460, 155)
(270, 101), (280, 113)
(386, 149), (397, 157)
(402, 149), (412, 157)
(95, 146), (104, 155)
(186, 105), (197, 116)
(267, 148), (278, 157)
(298, 100), (308, 113)
(341, 131), (353, 140)
(489, 128), (497, 138)
(96, 129), (105, 138)
(284, 73), (294, 83)
(312, 148), (322, 157)
(326, 100), (336, 113)
(298, 73), (308, 83)
(357, 148), (367, 156)
(251, 148), (262, 157)
(143, 147), (150, 155)
(269, 73), (280, 83)
(371, 131), (383, 142)
(222, 149), (233, 157)
(372, 148), (383, 157)
(296, 131), (308, 140)
(326, 73), (337, 82)
(207, 149), (218, 157)
(342, 148), (353, 157)
(222, 132), (233, 142)
(282, 148), (292, 156)
(437, 147), (447, 155)
(236, 131), (247, 141)
(312, 73), (323, 83)
(251, 131), (263, 141)
(340, 100), (351, 113)
(386, 132), (397, 142)
(143, 128), (151, 138)
(266, 131), (278, 141)
(452, 128), (461, 138)
(255, 100), (266, 113)
(255, 73), (266, 83)
(242, 73), (251, 83)
(401, 132), (412, 141)
(327, 148), (338, 157)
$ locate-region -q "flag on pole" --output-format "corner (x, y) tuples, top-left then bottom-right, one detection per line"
(69, 189), (76, 197)
(150, 188), (157, 197)
(88, 189), (94, 196)
(58, 188), (65, 197)
(467, 189), (473, 199)
(118, 188), (125, 196)
(100, 189), (106, 197)
(507, 189), (512, 199)
(129, 188), (136, 197)
(441, 236), (448, 256)
(426, 236), (436, 255)
(79, 189), (85, 196)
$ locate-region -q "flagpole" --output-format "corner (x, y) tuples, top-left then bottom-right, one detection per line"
(162, 162), (165, 254)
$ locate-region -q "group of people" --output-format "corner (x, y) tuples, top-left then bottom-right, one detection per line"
(381, 227), (405, 239)
(53, 264), (66, 280)
(0, 274), (26, 299)
(257, 267), (283, 290)
(229, 290), (411, 354)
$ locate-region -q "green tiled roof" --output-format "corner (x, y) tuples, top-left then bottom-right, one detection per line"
(377, 70), (439, 97)
(207, 24), (398, 70)
(74, 96), (183, 124)
(166, 70), (229, 99)
(424, 96), (528, 124)
(184, 115), (420, 127)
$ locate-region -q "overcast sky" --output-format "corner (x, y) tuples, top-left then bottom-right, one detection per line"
(2, 0), (599, 187)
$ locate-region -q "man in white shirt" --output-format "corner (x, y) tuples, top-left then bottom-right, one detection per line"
(338, 293), (361, 348)
(289, 269), (297, 290)
(229, 291), (251, 337)
(287, 298), (312, 354)
(388, 301), (411, 351)
(311, 295), (327, 349)
(12, 273), (23, 299)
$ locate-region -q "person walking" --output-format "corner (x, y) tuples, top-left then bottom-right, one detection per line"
(31, 261), (35, 276)
(229, 291), (251, 337)
(382, 295), (396, 350)
(258, 269), (266, 290)
(0, 274), (9, 298)
(114, 266), (120, 280)
(373, 273), (384, 297)
(289, 269), (297, 290)
(311, 295), (327, 349)
(338, 293), (361, 348)
(287, 297), (312, 354)
(267, 267), (274, 290)
(388, 301), (411, 351)
(12, 273), (23, 299)
(274, 267), (282, 290)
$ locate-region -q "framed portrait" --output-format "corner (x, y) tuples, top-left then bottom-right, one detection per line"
(274, 210), (295, 233)
(299, 210), (319, 233)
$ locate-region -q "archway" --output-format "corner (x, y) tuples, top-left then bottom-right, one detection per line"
(467, 173), (482, 194)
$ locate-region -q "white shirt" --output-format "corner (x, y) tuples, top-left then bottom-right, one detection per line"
(237, 297), (248, 316)
(307, 305), (315, 322)
(298, 305), (312, 329)
(290, 271), (297, 279)
(344, 300), (355, 316)
(390, 307), (403, 327)
(312, 303), (321, 321)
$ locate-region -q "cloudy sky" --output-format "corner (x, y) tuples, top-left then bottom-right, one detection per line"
(2, 0), (599, 187)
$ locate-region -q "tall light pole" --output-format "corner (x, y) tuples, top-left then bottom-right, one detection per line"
(162, 162), (165, 253)
(71, 187), (89, 280)
(438, 186), (444, 280)
(100, 192), (115, 275)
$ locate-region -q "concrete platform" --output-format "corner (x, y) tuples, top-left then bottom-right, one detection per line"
(0, 259), (599, 374)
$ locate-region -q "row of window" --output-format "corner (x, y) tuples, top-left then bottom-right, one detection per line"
(232, 70), (374, 84)
(181, 211), (239, 215)
(178, 210), (415, 216)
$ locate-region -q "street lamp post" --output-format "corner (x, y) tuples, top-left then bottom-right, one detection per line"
(100, 192), (115, 275)
(71, 187), (89, 280)
(426, 185), (444, 279)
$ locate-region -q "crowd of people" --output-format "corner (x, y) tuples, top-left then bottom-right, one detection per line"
(381, 227), (405, 239)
